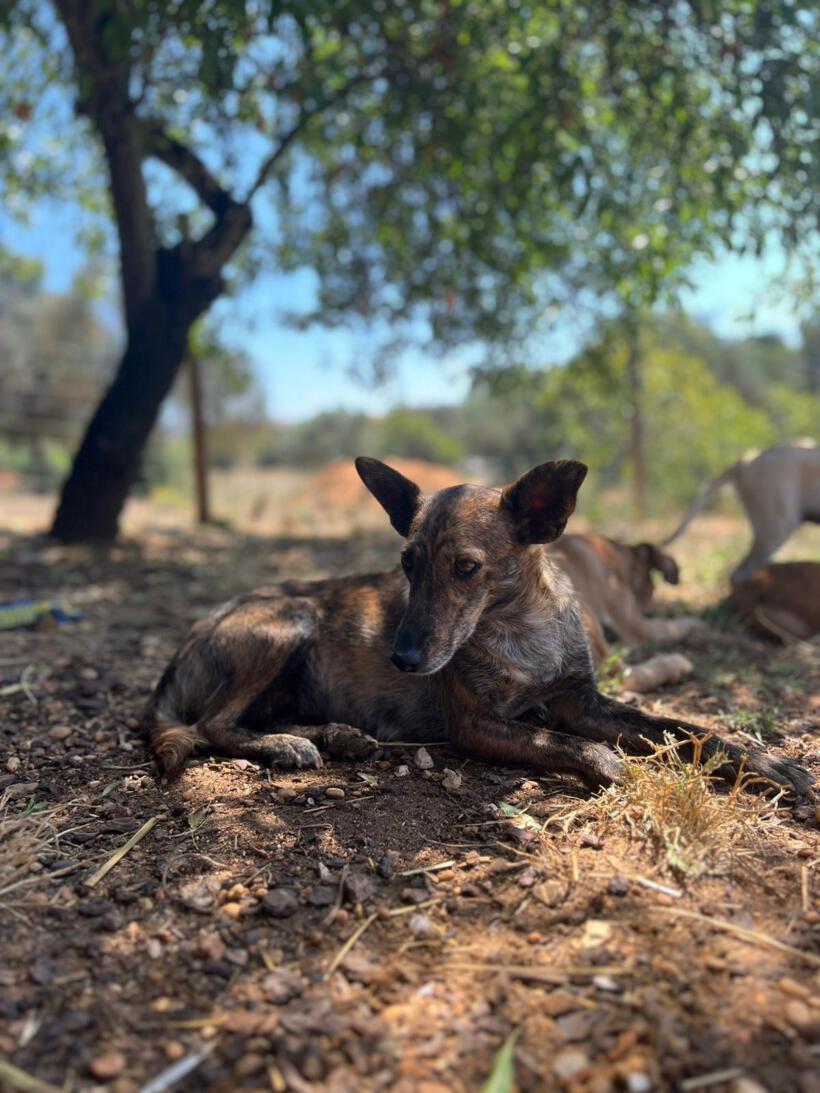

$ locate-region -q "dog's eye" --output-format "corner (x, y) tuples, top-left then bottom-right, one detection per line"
(454, 557), (481, 577)
(401, 551), (414, 573)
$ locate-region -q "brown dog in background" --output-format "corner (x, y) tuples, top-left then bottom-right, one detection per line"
(730, 562), (820, 642)
(143, 458), (810, 793)
(549, 534), (699, 663)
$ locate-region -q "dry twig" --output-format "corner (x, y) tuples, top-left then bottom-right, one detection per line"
(654, 906), (820, 967)
(86, 815), (162, 888)
(325, 911), (379, 976)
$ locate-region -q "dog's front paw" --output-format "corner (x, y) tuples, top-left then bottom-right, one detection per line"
(321, 723), (380, 761)
(258, 734), (323, 770)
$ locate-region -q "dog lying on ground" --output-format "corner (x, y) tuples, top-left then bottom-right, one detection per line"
(549, 534), (701, 663)
(730, 562), (820, 643)
(663, 440), (820, 587)
(144, 458), (810, 793)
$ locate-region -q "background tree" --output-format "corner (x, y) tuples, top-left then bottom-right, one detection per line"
(0, 258), (116, 490)
(1, 0), (816, 539)
(802, 321), (820, 395)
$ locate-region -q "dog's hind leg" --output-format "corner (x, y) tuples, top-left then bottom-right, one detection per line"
(548, 685), (813, 794)
(198, 720), (379, 767)
(289, 723), (380, 760)
(731, 523), (797, 588)
(198, 720), (323, 769)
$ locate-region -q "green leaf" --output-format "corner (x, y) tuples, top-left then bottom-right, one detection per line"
(481, 1029), (520, 1093)
(497, 802), (541, 831)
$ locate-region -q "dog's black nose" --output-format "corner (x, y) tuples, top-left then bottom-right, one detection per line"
(391, 647), (422, 672)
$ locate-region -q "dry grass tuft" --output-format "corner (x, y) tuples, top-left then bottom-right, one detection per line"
(563, 736), (782, 878)
(0, 791), (66, 908)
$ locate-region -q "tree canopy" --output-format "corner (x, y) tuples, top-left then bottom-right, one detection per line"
(4, 2), (817, 344)
(0, 0), (817, 537)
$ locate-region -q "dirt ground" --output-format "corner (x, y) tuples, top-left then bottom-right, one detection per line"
(1, 507), (819, 1093)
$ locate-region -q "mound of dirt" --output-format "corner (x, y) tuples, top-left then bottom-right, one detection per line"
(310, 457), (464, 514)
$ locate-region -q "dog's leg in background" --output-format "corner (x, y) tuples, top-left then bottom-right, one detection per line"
(548, 686), (813, 793)
(731, 523), (797, 588)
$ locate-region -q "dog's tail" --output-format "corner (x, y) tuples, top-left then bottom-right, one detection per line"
(145, 715), (200, 778)
(661, 463), (738, 545)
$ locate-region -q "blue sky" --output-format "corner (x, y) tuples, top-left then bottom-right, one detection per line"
(1, 195), (810, 423)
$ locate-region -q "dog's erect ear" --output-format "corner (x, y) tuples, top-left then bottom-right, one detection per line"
(637, 543), (680, 585)
(355, 457), (422, 537)
(501, 460), (588, 544)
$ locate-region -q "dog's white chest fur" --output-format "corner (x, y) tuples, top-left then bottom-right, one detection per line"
(470, 561), (593, 714)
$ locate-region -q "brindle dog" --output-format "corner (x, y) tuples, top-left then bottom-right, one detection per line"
(143, 458), (812, 793)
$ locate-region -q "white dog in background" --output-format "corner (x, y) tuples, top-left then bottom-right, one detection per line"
(663, 440), (820, 587)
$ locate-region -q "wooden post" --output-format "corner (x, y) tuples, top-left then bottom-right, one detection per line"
(187, 350), (211, 525)
(625, 314), (647, 521)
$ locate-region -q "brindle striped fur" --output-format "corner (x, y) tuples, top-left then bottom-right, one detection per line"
(143, 458), (812, 794)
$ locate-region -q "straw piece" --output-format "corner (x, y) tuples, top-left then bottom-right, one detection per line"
(86, 815), (161, 888)
(0, 1059), (61, 1093)
(326, 911), (379, 977)
(444, 962), (627, 983)
(138, 1047), (211, 1093)
(399, 860), (455, 877)
(654, 906), (820, 967)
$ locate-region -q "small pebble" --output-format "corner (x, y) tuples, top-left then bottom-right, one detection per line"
(343, 871), (378, 904)
(193, 931), (226, 961)
(307, 886), (337, 907)
(441, 768), (462, 791)
(552, 1047), (589, 1080)
(234, 1053), (265, 1079)
(414, 747), (434, 770)
(378, 852), (399, 879)
(49, 726), (72, 741)
(89, 1052), (126, 1081)
(395, 765), (410, 778)
(408, 913), (438, 939)
(164, 1041), (186, 1061)
(785, 999), (816, 1034)
(325, 786), (345, 799)
(608, 875), (629, 896)
(626, 1075), (653, 1093)
(593, 974), (622, 993)
(705, 956), (728, 971)
(778, 976), (810, 1000)
(220, 901), (243, 919)
(728, 1079), (769, 1093)
(6, 756), (20, 773)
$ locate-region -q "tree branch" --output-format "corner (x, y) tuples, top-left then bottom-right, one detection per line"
(152, 69), (375, 284)
(187, 112), (313, 281)
(246, 68), (376, 202)
(142, 121), (234, 216)
(246, 116), (307, 201)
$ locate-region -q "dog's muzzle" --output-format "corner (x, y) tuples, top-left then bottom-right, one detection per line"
(391, 647), (423, 672)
